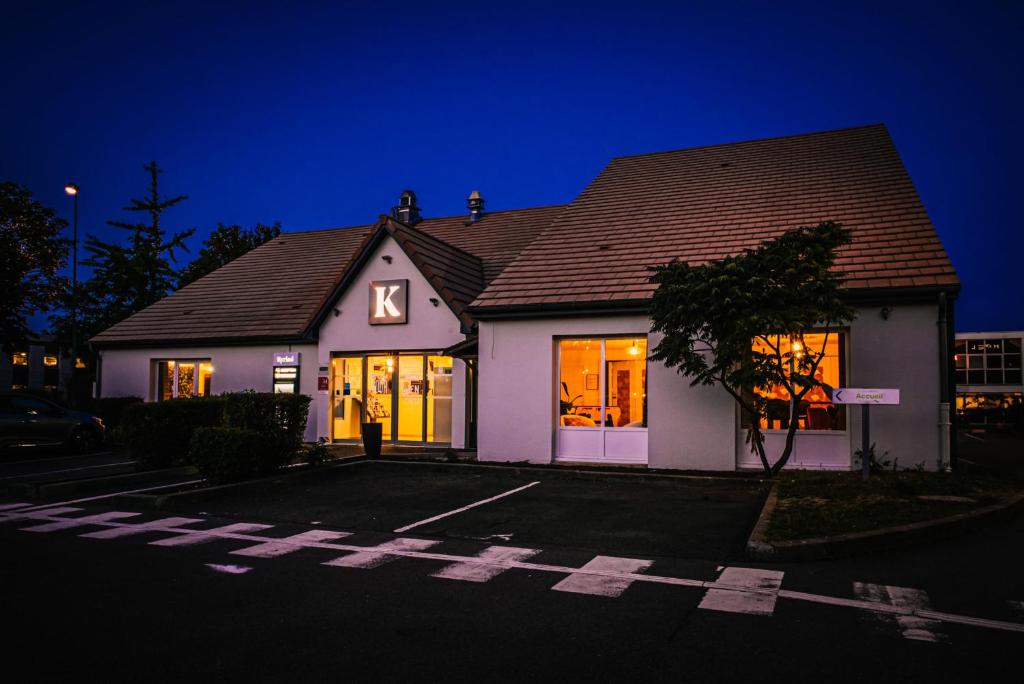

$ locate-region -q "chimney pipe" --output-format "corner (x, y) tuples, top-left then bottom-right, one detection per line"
(467, 190), (485, 222)
(391, 189), (421, 225)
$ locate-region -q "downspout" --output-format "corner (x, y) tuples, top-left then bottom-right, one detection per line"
(947, 295), (959, 470)
(937, 292), (952, 472)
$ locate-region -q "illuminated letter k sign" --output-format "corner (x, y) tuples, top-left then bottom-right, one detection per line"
(368, 279), (408, 324)
(374, 285), (401, 318)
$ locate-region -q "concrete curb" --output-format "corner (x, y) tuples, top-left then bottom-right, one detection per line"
(746, 487), (1024, 561)
(112, 455), (367, 509)
(8, 466), (198, 499)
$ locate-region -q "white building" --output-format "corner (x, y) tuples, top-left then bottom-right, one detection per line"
(954, 331), (1023, 430)
(92, 125), (960, 471)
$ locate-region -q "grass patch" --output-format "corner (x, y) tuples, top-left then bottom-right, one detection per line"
(765, 466), (1018, 542)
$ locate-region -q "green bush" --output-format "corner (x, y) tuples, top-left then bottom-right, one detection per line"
(120, 397), (227, 469)
(189, 427), (269, 485)
(222, 391), (311, 469)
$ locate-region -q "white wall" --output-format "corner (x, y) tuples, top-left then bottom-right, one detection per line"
(315, 234), (468, 445)
(480, 302), (945, 472)
(477, 316), (650, 465)
(847, 302), (943, 471)
(98, 343), (320, 441)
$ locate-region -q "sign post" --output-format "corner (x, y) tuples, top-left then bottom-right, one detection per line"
(831, 388), (900, 480)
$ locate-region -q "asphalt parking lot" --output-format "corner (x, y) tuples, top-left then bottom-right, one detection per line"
(169, 460), (770, 561)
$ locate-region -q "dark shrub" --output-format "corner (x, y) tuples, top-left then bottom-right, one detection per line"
(222, 391), (311, 469)
(89, 396), (143, 434)
(120, 397), (227, 469)
(189, 427), (268, 485)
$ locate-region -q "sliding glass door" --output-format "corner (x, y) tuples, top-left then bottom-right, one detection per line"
(330, 353), (453, 445)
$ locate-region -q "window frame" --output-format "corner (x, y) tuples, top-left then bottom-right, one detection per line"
(748, 329), (850, 435)
(153, 359), (213, 401)
(556, 335), (649, 432)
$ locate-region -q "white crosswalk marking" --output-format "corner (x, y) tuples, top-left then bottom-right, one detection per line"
(551, 556), (652, 597)
(231, 530), (352, 558)
(853, 582), (949, 643)
(432, 546), (540, 582)
(149, 522), (273, 547)
(323, 538), (441, 569)
(80, 517), (204, 539)
(699, 567), (786, 616)
(21, 511), (142, 532)
(0, 503), (32, 511)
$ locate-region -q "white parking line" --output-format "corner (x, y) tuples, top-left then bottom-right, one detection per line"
(12, 479), (206, 513)
(232, 530), (352, 558)
(853, 583), (949, 643)
(552, 556), (653, 597)
(0, 503), (32, 511)
(0, 461), (137, 481)
(432, 546), (541, 583)
(699, 567), (785, 615)
(21, 511), (142, 533)
(324, 538), (441, 569)
(150, 522), (273, 547)
(81, 517), (204, 539)
(392, 481), (541, 533)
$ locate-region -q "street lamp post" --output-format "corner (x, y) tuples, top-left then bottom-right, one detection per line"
(64, 183), (79, 394)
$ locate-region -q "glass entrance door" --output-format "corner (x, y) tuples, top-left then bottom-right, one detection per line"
(330, 353), (453, 445)
(366, 355), (394, 440)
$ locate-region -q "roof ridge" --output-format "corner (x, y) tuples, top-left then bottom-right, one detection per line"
(609, 123), (888, 162)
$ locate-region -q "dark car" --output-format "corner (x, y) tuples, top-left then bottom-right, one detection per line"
(0, 392), (105, 453)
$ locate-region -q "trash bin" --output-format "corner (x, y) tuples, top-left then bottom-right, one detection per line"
(361, 422), (383, 458)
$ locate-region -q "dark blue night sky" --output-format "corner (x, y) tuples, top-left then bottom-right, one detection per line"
(3, 1), (1021, 332)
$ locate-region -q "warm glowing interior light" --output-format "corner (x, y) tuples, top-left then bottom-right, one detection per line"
(43, 356), (58, 366)
(385, 357), (394, 369)
(64, 183), (78, 196)
(628, 339), (640, 356)
(791, 341), (803, 353)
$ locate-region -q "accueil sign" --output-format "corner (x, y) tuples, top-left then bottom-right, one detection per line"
(369, 279), (408, 325)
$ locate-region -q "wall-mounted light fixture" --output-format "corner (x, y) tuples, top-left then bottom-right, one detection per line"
(429, 297), (439, 307)
(382, 255), (393, 263)
(333, 308), (342, 317)
(880, 305), (892, 320)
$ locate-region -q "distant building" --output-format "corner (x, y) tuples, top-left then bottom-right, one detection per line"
(1, 334), (70, 395)
(955, 331), (1023, 431)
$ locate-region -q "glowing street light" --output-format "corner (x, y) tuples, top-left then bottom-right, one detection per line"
(65, 182), (81, 390)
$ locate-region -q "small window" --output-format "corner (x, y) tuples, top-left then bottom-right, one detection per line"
(155, 360), (213, 400)
(12, 352), (28, 366)
(750, 332), (847, 431)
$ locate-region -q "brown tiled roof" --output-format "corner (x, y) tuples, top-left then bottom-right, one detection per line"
(471, 124), (959, 312)
(344, 216), (487, 330)
(90, 205), (563, 345)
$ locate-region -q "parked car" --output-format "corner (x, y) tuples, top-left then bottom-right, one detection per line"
(0, 392), (105, 453)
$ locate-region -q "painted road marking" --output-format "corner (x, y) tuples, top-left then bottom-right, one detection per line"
(0, 460), (137, 481)
(81, 517), (204, 539)
(392, 481), (541, 533)
(0, 503), (32, 511)
(552, 556), (653, 597)
(149, 522), (273, 547)
(21, 511), (142, 532)
(0, 506), (83, 521)
(231, 530), (353, 558)
(325, 538), (441, 569)
(9, 479), (206, 514)
(432, 545), (541, 582)
(8, 506), (1024, 638)
(853, 582), (949, 643)
(699, 567), (786, 616)
(206, 563), (252, 574)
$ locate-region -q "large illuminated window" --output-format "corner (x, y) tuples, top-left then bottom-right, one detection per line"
(955, 338), (1022, 386)
(559, 337), (647, 429)
(155, 360), (213, 400)
(750, 332), (846, 431)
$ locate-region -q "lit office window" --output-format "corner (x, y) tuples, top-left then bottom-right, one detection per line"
(955, 338), (1022, 386)
(749, 332), (847, 431)
(155, 360), (213, 400)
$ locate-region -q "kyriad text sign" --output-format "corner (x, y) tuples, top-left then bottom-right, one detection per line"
(831, 388), (900, 405)
(273, 352), (301, 367)
(369, 279), (408, 325)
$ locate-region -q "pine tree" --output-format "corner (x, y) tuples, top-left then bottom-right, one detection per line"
(65, 161), (194, 342)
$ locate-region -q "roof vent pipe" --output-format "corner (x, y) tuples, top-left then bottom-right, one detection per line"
(467, 190), (485, 222)
(391, 189), (421, 225)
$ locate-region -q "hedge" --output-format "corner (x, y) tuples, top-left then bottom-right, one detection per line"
(189, 427), (268, 485)
(121, 391), (311, 477)
(120, 397), (227, 469)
